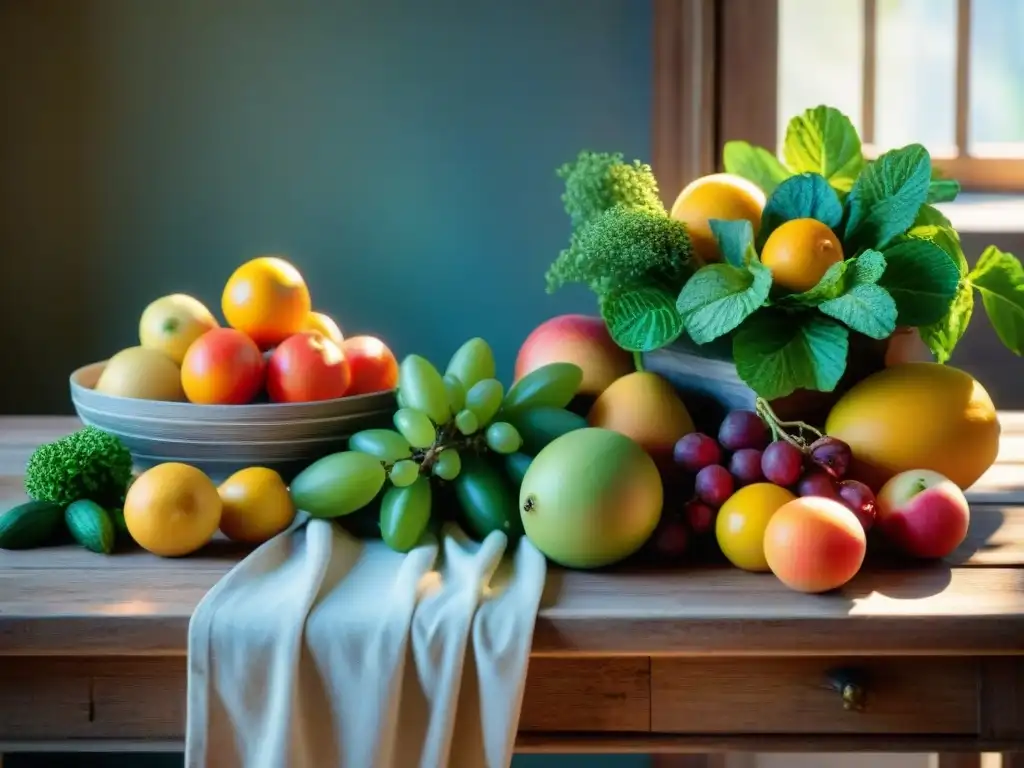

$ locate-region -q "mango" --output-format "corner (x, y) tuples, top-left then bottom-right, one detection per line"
(825, 362), (1000, 491)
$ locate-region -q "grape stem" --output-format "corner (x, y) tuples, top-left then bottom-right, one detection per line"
(389, 424), (487, 475)
(754, 397), (824, 451)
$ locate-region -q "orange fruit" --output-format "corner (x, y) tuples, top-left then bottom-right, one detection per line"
(304, 311), (344, 347)
(341, 335), (399, 395)
(670, 173), (766, 263)
(221, 256), (312, 348)
(715, 483), (797, 572)
(181, 328), (265, 405)
(138, 294), (219, 365)
(123, 462), (222, 557)
(761, 218), (844, 293)
(217, 466), (296, 544)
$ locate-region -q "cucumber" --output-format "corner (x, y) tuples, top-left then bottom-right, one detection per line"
(0, 500), (65, 549)
(500, 362), (582, 418)
(453, 454), (523, 541)
(505, 407), (588, 456)
(65, 500), (116, 554)
(503, 452), (533, 488)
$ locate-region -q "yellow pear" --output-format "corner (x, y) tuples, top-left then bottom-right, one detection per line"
(139, 294), (218, 365)
(95, 346), (186, 401)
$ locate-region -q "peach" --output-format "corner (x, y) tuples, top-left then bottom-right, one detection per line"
(876, 469), (970, 559)
(763, 496), (867, 594)
(515, 314), (633, 397)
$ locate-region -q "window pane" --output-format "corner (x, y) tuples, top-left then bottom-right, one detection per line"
(778, 0), (863, 148)
(969, 0), (1024, 156)
(875, 0), (957, 155)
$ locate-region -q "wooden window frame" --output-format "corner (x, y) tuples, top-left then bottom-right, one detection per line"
(652, 0), (1024, 196)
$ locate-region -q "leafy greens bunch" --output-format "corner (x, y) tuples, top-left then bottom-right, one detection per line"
(545, 106), (1024, 402)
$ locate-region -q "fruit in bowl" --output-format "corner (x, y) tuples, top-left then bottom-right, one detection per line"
(222, 255), (312, 349)
(267, 331), (352, 403)
(181, 328), (266, 405)
(138, 293), (219, 365)
(95, 346), (185, 402)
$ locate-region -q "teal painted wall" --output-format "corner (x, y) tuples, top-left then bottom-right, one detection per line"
(0, 0), (652, 414)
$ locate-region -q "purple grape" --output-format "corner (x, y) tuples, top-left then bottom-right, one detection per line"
(651, 515), (689, 558)
(729, 448), (764, 486)
(809, 436), (853, 479)
(837, 479), (877, 533)
(761, 440), (804, 486)
(684, 499), (716, 535)
(797, 470), (840, 500)
(717, 410), (770, 452)
(673, 432), (723, 473)
(695, 464), (734, 508)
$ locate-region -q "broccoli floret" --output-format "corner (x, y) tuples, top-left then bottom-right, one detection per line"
(557, 151), (665, 230)
(24, 426), (134, 507)
(545, 206), (696, 295)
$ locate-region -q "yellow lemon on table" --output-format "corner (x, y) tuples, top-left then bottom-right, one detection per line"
(217, 467), (296, 544)
(139, 294), (219, 365)
(95, 346), (186, 402)
(123, 462), (222, 557)
(715, 483), (797, 572)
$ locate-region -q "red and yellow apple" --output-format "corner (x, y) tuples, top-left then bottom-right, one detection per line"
(876, 469), (971, 559)
(515, 314), (633, 397)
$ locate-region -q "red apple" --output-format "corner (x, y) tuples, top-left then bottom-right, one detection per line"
(515, 314), (634, 397)
(876, 469), (971, 559)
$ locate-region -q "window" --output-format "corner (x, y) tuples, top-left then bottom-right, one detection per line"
(652, 0), (1024, 195)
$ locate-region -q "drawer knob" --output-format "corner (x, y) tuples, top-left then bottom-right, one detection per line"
(825, 667), (868, 712)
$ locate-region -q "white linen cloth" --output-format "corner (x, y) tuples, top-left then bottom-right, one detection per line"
(185, 516), (547, 768)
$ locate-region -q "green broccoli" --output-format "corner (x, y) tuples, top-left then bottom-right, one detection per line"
(24, 426), (134, 508)
(545, 206), (696, 295)
(557, 150), (665, 230)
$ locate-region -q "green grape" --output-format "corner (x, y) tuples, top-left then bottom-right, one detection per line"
(432, 449), (462, 481)
(455, 408), (479, 435)
(500, 362), (583, 418)
(348, 429), (412, 463)
(443, 374), (466, 415)
(465, 378), (504, 426)
(389, 459), (420, 487)
(445, 337), (496, 390)
(397, 354), (450, 425)
(396, 389), (407, 408)
(485, 422), (523, 454)
(289, 451), (387, 518)
(393, 408), (436, 449)
(380, 477), (432, 553)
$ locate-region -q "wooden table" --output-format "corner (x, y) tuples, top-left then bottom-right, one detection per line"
(1, 416), (1022, 766)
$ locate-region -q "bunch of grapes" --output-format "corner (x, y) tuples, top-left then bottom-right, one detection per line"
(293, 337), (586, 554)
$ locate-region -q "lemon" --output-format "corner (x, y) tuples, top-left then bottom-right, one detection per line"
(95, 346), (186, 401)
(715, 483), (797, 572)
(760, 218), (844, 293)
(139, 294), (219, 365)
(670, 173), (766, 263)
(217, 467), (296, 544)
(123, 463), (222, 557)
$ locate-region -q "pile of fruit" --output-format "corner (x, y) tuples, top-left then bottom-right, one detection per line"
(93, 255), (398, 405)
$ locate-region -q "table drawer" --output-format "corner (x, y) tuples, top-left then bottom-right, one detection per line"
(651, 658), (981, 735)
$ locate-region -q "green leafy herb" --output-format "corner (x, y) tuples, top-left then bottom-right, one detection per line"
(545, 207), (695, 294)
(600, 285), (684, 352)
(927, 179), (960, 204)
(733, 310), (850, 400)
(818, 251), (897, 339)
(759, 173), (843, 244)
(783, 106), (864, 194)
(556, 150), (665, 230)
(776, 260), (851, 307)
(878, 238), (960, 325)
(723, 141), (792, 196)
(709, 218), (755, 268)
(968, 246), (1024, 355)
(844, 143), (932, 251)
(676, 259), (773, 345)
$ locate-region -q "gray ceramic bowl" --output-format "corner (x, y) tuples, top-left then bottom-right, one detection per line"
(69, 361), (396, 482)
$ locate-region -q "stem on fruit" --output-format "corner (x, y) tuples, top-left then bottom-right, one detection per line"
(754, 397), (824, 451)
(633, 351), (645, 372)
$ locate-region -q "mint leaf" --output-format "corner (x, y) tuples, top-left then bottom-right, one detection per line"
(844, 143), (932, 251)
(783, 106), (864, 194)
(776, 260), (850, 307)
(905, 204), (966, 271)
(759, 173), (843, 245)
(677, 260), (773, 345)
(968, 246), (1024, 355)
(733, 311), (849, 399)
(723, 141), (793, 196)
(921, 283), (974, 363)
(927, 178), (960, 204)
(818, 252), (897, 340)
(709, 219), (755, 268)
(878, 238), (960, 325)
(600, 285), (684, 352)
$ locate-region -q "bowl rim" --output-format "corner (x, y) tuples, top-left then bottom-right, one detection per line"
(70, 359), (396, 414)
